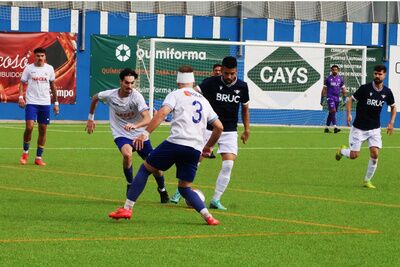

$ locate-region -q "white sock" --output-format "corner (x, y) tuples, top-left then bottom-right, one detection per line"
(124, 199), (135, 210)
(364, 158), (378, 182)
(341, 148), (351, 158)
(213, 160), (234, 201)
(200, 208), (211, 220)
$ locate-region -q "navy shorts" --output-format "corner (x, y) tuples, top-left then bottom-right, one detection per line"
(25, 104), (50, 124)
(146, 140), (201, 182)
(114, 137), (153, 160)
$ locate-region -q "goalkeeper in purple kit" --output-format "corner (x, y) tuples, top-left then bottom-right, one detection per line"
(320, 65), (346, 133)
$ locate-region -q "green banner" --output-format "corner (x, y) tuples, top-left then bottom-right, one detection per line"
(136, 40), (231, 108)
(90, 35), (142, 96)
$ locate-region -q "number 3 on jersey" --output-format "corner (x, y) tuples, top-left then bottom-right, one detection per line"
(192, 100), (203, 124)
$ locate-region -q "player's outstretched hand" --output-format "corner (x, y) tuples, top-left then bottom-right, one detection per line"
(124, 123), (136, 131)
(387, 122), (394, 135)
(202, 146), (212, 158)
(241, 130), (250, 144)
(133, 134), (146, 151)
(86, 120), (95, 134)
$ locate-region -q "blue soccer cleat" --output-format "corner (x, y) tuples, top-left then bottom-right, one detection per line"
(170, 190), (181, 204)
(209, 199), (227, 211)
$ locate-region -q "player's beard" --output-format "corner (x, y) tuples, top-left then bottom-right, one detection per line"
(374, 77), (383, 84)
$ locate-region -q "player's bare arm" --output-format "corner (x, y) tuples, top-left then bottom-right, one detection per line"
(387, 105), (397, 135)
(241, 103), (250, 144)
(50, 81), (59, 115)
(134, 105), (172, 151)
(124, 110), (151, 131)
(86, 94), (99, 134)
(203, 119), (223, 157)
(346, 97), (353, 126)
(18, 82), (26, 108)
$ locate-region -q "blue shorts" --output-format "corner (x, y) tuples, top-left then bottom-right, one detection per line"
(146, 140), (201, 182)
(114, 137), (153, 160)
(25, 104), (50, 124)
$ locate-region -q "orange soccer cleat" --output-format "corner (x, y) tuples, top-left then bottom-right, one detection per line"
(34, 158), (47, 166)
(108, 207), (132, 220)
(19, 153), (29, 165)
(206, 216), (220, 226)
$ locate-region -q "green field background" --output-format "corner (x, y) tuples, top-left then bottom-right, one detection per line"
(1, 123), (399, 266)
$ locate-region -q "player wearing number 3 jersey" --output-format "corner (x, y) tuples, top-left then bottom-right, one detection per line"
(109, 65), (224, 225)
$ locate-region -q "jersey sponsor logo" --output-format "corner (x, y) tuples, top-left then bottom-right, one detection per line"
(116, 111), (135, 119)
(32, 76), (48, 82)
(234, 90), (240, 94)
(216, 92), (240, 103)
(219, 85), (223, 90)
(382, 95), (386, 99)
(366, 98), (384, 107)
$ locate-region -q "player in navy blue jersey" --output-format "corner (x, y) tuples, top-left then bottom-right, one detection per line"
(320, 65), (346, 133)
(336, 65), (396, 189)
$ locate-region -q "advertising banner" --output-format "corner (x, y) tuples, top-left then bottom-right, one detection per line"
(0, 32), (77, 104)
(389, 46), (400, 107)
(90, 35), (142, 96)
(245, 44), (372, 110)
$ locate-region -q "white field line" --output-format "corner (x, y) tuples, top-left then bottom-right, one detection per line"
(1, 147), (400, 150)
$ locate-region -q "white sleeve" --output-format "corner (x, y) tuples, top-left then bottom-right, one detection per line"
(162, 91), (177, 110)
(98, 90), (112, 104)
(136, 93), (149, 113)
(49, 66), (56, 82)
(20, 66), (29, 83)
(206, 100), (218, 124)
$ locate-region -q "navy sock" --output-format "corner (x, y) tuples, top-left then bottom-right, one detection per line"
(36, 147), (44, 157)
(23, 142), (30, 152)
(153, 174), (165, 189)
(178, 187), (206, 212)
(127, 164), (151, 201)
(123, 166), (133, 184)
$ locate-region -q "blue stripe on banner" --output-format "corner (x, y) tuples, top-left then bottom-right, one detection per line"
(0, 6), (11, 31)
(19, 7), (41, 32)
(192, 16), (213, 39)
(137, 13), (157, 37)
(389, 23), (397, 45)
(326, 22), (346, 44)
(165, 15), (185, 38)
(352, 22), (372, 46)
(49, 9), (71, 32)
(220, 17), (239, 41)
(243, 18), (267, 41)
(86, 11), (100, 34)
(274, 20), (294, 42)
(108, 12), (129, 35)
(377, 23), (385, 46)
(300, 21), (320, 43)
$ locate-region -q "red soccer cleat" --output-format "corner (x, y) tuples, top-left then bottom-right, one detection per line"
(20, 153), (29, 165)
(34, 158), (46, 166)
(206, 216), (220, 226)
(108, 207), (132, 220)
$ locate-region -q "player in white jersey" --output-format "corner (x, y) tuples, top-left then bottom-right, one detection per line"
(86, 68), (169, 203)
(109, 65), (224, 225)
(18, 47), (59, 166)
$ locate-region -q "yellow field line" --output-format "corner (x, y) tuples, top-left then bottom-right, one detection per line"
(1, 164), (400, 209)
(0, 230), (379, 244)
(0, 185), (380, 235)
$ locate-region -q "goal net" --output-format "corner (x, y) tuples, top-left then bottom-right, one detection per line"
(135, 38), (366, 126)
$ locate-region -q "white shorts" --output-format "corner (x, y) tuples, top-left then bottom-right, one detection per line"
(349, 126), (382, 152)
(205, 130), (238, 155)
